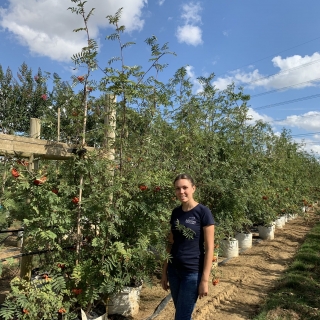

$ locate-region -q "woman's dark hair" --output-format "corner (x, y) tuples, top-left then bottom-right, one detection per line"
(173, 173), (195, 186)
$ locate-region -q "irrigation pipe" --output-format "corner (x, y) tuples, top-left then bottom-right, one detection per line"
(0, 245), (76, 262)
(144, 294), (172, 320)
(0, 225), (61, 234)
(0, 228), (24, 234)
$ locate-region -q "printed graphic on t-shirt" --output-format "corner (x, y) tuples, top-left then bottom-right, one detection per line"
(185, 217), (197, 225)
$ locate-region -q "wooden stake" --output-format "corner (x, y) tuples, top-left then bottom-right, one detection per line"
(104, 94), (117, 161)
(19, 118), (41, 281)
(103, 94), (117, 315)
(57, 107), (61, 142)
(30, 118), (41, 139)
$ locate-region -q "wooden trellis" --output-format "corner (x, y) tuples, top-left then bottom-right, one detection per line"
(0, 95), (116, 280)
(0, 127), (94, 160)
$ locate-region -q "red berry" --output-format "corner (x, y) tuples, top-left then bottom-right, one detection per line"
(11, 168), (20, 178)
(72, 288), (82, 295)
(77, 76), (84, 82)
(33, 176), (46, 186)
(17, 159), (28, 166)
(72, 197), (79, 204)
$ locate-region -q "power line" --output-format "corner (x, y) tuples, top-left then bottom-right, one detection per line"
(252, 93), (320, 111)
(272, 113), (320, 123)
(250, 77), (320, 98)
(243, 58), (320, 87)
(290, 131), (320, 138)
(253, 112), (320, 124)
(301, 142), (320, 145)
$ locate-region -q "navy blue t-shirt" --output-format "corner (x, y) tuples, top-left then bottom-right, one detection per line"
(169, 204), (215, 272)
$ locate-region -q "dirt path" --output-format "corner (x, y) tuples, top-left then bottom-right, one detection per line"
(135, 213), (319, 320)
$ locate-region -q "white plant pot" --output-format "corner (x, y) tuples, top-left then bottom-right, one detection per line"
(258, 225), (274, 240)
(275, 216), (285, 229)
(235, 232), (252, 250)
(108, 285), (142, 317)
(286, 213), (293, 221)
(221, 238), (239, 258)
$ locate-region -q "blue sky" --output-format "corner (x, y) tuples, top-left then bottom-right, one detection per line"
(1, 0), (320, 153)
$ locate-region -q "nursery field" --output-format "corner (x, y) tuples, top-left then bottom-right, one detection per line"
(133, 212), (319, 320)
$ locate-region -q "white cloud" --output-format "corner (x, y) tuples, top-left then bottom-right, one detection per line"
(176, 2), (203, 46)
(266, 111), (320, 154)
(243, 110), (320, 156)
(213, 52), (320, 91)
(246, 107), (273, 124)
(222, 30), (228, 37)
(0, 0), (147, 62)
(277, 111), (320, 131)
(213, 69), (262, 90)
(294, 138), (320, 155)
(185, 65), (203, 93)
(305, 145), (320, 154)
(181, 2), (202, 24)
(158, 0), (165, 5)
(176, 25), (202, 46)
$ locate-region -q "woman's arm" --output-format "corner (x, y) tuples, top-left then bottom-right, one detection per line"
(198, 224), (214, 298)
(161, 230), (174, 291)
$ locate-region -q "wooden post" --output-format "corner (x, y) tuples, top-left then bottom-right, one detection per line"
(30, 118), (41, 139)
(103, 95), (116, 313)
(20, 118), (41, 281)
(57, 107), (61, 142)
(104, 94), (117, 161)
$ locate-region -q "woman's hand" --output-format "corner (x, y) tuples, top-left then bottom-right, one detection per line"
(198, 279), (209, 299)
(199, 224), (214, 299)
(161, 272), (169, 291)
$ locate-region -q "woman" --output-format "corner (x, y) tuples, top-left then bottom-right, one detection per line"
(161, 173), (215, 320)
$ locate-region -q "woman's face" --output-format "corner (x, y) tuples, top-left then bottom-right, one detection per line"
(174, 178), (195, 203)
